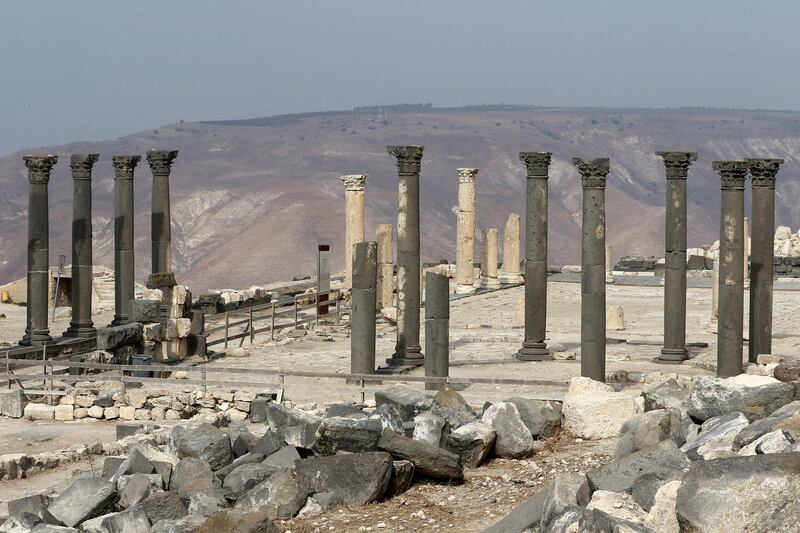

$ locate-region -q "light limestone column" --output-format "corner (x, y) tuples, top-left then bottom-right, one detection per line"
(500, 213), (523, 284)
(711, 258), (719, 321)
(340, 174), (368, 288)
(479, 229), (501, 289)
(376, 223), (394, 310)
(605, 245), (614, 283)
(455, 168), (478, 294)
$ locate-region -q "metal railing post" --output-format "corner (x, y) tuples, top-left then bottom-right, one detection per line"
(271, 302), (276, 340)
(224, 312), (230, 349)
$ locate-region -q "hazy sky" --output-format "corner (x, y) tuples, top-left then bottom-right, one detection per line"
(1, 0), (797, 155)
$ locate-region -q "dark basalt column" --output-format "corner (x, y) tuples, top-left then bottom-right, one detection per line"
(747, 158), (783, 362)
(424, 271), (450, 391)
(517, 152), (553, 361)
(146, 150), (178, 289)
(574, 158), (610, 382)
(714, 160), (748, 378)
(20, 155), (58, 346)
(64, 154), (100, 338)
(351, 241), (377, 376)
(111, 155), (141, 326)
(386, 145), (425, 366)
(656, 151), (697, 362)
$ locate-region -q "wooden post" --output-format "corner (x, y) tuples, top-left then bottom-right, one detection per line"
(315, 291), (320, 328)
(224, 312), (230, 349)
(249, 307), (254, 343)
(271, 302), (276, 340)
(335, 290), (341, 325)
(294, 297), (299, 328)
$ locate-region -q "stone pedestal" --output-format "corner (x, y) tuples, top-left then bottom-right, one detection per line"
(478, 229), (501, 289)
(376, 224), (394, 310)
(517, 152), (552, 361)
(146, 150), (178, 290)
(574, 158), (610, 381)
(111, 155), (141, 326)
(20, 155), (58, 346)
(714, 160), (748, 378)
(341, 174), (368, 289)
(747, 158), (783, 362)
(499, 213), (523, 284)
(351, 241), (377, 375)
(424, 272), (449, 391)
(455, 168), (478, 294)
(387, 145), (424, 366)
(656, 151), (697, 362)
(64, 154), (100, 338)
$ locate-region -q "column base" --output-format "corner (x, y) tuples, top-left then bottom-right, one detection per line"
(456, 284), (476, 295)
(63, 323), (97, 339)
(659, 346), (688, 362)
(110, 316), (130, 327)
(478, 278), (501, 290)
(499, 273), (524, 284)
(147, 272), (177, 290)
(516, 343), (551, 361)
(29, 330), (52, 346)
(386, 347), (424, 367)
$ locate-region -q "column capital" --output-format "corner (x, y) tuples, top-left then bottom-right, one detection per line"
(23, 155), (58, 185)
(146, 149), (178, 176)
(519, 152), (552, 177)
(457, 168), (478, 183)
(112, 155), (141, 179)
(713, 160), (748, 190)
(573, 158), (610, 189)
(70, 154), (99, 180)
(340, 174), (368, 191)
(747, 158), (784, 189)
(656, 151), (697, 179)
(387, 145), (424, 175)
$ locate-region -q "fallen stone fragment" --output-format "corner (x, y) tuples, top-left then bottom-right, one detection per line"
(631, 470), (683, 512)
(133, 492), (188, 525)
(251, 429), (285, 457)
(737, 429), (798, 456)
(642, 378), (689, 413)
(374, 386), (429, 421)
(264, 402), (321, 431)
(188, 488), (229, 517)
(197, 509), (279, 533)
(282, 423), (318, 448)
(680, 412), (748, 460)
(148, 514), (204, 533)
(773, 359), (800, 382)
(503, 397), (562, 438)
(562, 377), (640, 439)
(481, 402), (533, 458)
(615, 408), (683, 459)
(587, 490), (647, 524)
(324, 402), (368, 419)
(229, 425), (260, 458)
(118, 473), (164, 509)
(170, 458), (215, 499)
(587, 441), (688, 493)
(412, 412), (448, 447)
(214, 452), (265, 481)
(82, 509), (150, 533)
(445, 421), (497, 468)
(262, 445), (301, 469)
(7, 494), (57, 525)
(312, 417), (383, 456)
(169, 423), (233, 471)
(46, 478), (118, 528)
(111, 449), (155, 482)
(377, 428), (463, 481)
(644, 480), (681, 533)
(578, 508), (652, 532)
(295, 452), (393, 506)
(235, 468), (310, 518)
(223, 463), (280, 499)
(24, 404), (55, 421)
(688, 374), (795, 422)
(371, 403), (406, 434)
(429, 386), (478, 430)
(0, 389), (26, 418)
(386, 460), (414, 498)
(733, 399), (800, 449)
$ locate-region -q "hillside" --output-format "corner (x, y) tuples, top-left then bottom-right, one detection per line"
(1, 106), (799, 293)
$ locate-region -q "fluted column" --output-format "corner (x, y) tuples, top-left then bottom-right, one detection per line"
(111, 155), (141, 326)
(574, 158), (610, 381)
(376, 224), (394, 310)
(747, 158), (783, 362)
(714, 160), (748, 378)
(340, 174), (368, 289)
(478, 229), (501, 289)
(20, 155), (58, 346)
(387, 145), (424, 366)
(455, 168), (478, 294)
(517, 152), (552, 361)
(146, 149), (178, 289)
(64, 154), (99, 338)
(656, 151), (697, 362)
(500, 213), (523, 284)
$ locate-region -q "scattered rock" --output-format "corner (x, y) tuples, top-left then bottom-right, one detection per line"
(377, 428), (463, 481)
(773, 359), (800, 382)
(222, 464), (280, 499)
(149, 514), (205, 533)
(586, 490), (647, 524)
(374, 387), (429, 422)
(188, 488), (229, 517)
(169, 424), (233, 471)
(737, 429), (798, 456)
(642, 378), (689, 412)
(0, 390), (26, 418)
(503, 397), (562, 438)
(251, 429), (286, 457)
(429, 386), (478, 429)
(294, 452), (393, 506)
(312, 417), (383, 456)
(197, 509), (279, 533)
(643, 480), (680, 533)
(606, 305), (625, 331)
(235, 469), (310, 518)
(262, 445), (301, 469)
(324, 403), (368, 419)
(170, 458), (215, 499)
(481, 402), (533, 458)
(733, 400), (800, 450)
(412, 412), (447, 447)
(386, 460), (414, 498)
(445, 421), (497, 468)
(631, 470), (683, 512)
(680, 412), (749, 461)
(562, 377), (640, 439)
(615, 408), (684, 459)
(688, 375), (795, 422)
(371, 403), (406, 434)
(134, 491), (188, 524)
(587, 440), (689, 493)
(118, 473), (163, 509)
(47, 478), (118, 528)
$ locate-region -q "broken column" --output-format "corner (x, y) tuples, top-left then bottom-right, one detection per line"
(747, 158), (783, 362)
(517, 152), (552, 361)
(376, 224), (394, 310)
(656, 151), (697, 362)
(500, 213), (523, 284)
(351, 241), (377, 376)
(574, 158), (610, 381)
(340, 174), (368, 288)
(479, 229), (501, 289)
(111, 155), (141, 326)
(424, 271), (449, 391)
(20, 155), (58, 346)
(455, 168), (478, 294)
(64, 154), (99, 338)
(146, 149), (178, 290)
(387, 145), (424, 366)
(713, 160), (749, 378)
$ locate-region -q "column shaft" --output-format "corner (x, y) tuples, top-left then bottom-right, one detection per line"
(111, 155), (141, 326)
(376, 224), (394, 310)
(500, 213), (523, 283)
(424, 271), (449, 391)
(351, 241), (377, 375)
(479, 229), (500, 288)
(146, 150), (178, 289)
(455, 168), (478, 294)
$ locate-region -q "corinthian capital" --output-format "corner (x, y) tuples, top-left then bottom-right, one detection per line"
(387, 145), (424, 175)
(519, 152), (552, 178)
(573, 157), (610, 189)
(146, 149), (179, 176)
(747, 158), (783, 189)
(340, 174), (368, 191)
(112, 155), (141, 179)
(655, 151), (697, 179)
(713, 161), (748, 190)
(457, 168), (478, 184)
(70, 154), (99, 180)
(24, 155), (59, 185)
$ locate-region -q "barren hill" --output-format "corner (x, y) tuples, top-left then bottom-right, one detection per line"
(1, 106), (799, 293)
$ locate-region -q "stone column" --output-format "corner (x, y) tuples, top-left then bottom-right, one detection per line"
(111, 155), (141, 326)
(743, 217), (750, 289)
(64, 154), (99, 338)
(574, 158), (610, 381)
(711, 259), (719, 321)
(376, 224), (394, 309)
(747, 158), (783, 362)
(714, 160), (748, 378)
(517, 152), (552, 361)
(500, 213), (523, 284)
(605, 245), (614, 283)
(340, 174), (368, 288)
(455, 168), (478, 294)
(387, 146), (424, 366)
(351, 241), (377, 375)
(656, 151), (697, 362)
(424, 271), (449, 391)
(146, 150), (178, 289)
(20, 155), (58, 346)
(479, 229), (501, 289)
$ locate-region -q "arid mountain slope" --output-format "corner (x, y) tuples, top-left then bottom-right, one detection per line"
(1, 106), (799, 292)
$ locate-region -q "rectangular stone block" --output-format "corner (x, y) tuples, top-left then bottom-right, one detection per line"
(157, 338), (188, 361)
(144, 323), (163, 342)
(54, 404), (74, 421)
(24, 403), (55, 421)
(250, 398), (269, 423)
(131, 299), (162, 323)
(97, 323), (143, 350)
(0, 389), (26, 418)
(116, 422), (141, 440)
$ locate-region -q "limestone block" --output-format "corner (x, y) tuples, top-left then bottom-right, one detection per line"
(481, 402), (534, 458)
(24, 403), (54, 421)
(158, 338), (188, 360)
(688, 375), (795, 422)
(54, 404), (74, 421)
(87, 405), (104, 419)
(514, 294), (525, 327)
(606, 305), (625, 330)
(74, 407), (88, 419)
(562, 378), (640, 440)
(135, 409), (152, 420)
(119, 406), (136, 420)
(0, 389), (26, 418)
(644, 480), (681, 533)
(775, 226), (792, 240)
